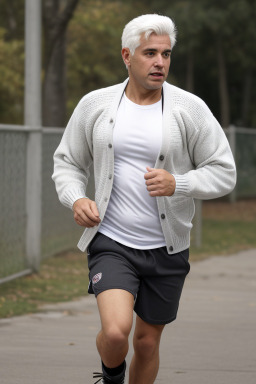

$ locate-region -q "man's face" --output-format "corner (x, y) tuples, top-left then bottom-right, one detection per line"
(122, 33), (172, 92)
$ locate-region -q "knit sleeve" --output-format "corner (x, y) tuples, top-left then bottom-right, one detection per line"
(52, 101), (93, 209)
(173, 106), (236, 200)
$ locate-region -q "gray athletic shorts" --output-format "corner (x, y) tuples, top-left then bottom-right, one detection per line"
(87, 232), (190, 325)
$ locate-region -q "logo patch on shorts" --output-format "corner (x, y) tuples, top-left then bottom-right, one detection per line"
(92, 272), (102, 285)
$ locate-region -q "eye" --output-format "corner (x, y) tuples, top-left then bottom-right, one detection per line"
(163, 52), (171, 58)
(144, 51), (155, 57)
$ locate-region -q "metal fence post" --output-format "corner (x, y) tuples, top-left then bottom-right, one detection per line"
(25, 0), (42, 272)
(228, 125), (236, 203)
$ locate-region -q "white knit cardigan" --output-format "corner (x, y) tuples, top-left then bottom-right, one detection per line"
(52, 79), (236, 253)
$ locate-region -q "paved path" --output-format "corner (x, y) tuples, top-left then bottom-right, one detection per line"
(1, 249), (256, 384)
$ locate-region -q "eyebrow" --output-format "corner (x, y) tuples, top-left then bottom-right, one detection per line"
(142, 48), (172, 54)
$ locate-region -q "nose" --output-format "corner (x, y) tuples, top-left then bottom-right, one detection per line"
(154, 54), (164, 68)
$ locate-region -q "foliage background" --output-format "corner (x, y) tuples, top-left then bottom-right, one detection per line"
(0, 0), (255, 127)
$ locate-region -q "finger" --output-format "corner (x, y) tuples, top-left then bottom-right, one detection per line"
(74, 214), (99, 227)
(149, 189), (164, 197)
(149, 191), (158, 197)
(147, 182), (165, 192)
(73, 199), (100, 225)
(147, 184), (159, 192)
(75, 206), (99, 224)
(75, 217), (86, 227)
(144, 169), (157, 180)
(80, 205), (101, 223)
(90, 201), (100, 218)
(82, 216), (100, 227)
(74, 215), (86, 226)
(145, 178), (156, 186)
(146, 174), (163, 186)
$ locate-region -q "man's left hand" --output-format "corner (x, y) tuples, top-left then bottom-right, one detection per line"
(144, 167), (176, 197)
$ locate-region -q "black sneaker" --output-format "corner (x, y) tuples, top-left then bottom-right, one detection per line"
(93, 361), (126, 384)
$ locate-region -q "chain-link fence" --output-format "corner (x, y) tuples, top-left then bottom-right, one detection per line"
(0, 125), (256, 283)
(232, 128), (256, 199)
(41, 130), (84, 260)
(0, 126), (85, 283)
(0, 129), (27, 279)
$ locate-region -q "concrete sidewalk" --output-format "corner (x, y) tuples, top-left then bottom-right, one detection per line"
(1, 249), (256, 384)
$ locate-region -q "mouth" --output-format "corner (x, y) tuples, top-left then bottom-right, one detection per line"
(149, 72), (164, 79)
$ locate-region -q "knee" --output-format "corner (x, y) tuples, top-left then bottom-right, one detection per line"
(133, 334), (159, 359)
(103, 326), (129, 348)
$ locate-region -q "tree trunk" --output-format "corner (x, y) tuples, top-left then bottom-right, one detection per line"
(42, 0), (79, 127)
(6, 0), (17, 38)
(43, 30), (67, 127)
(216, 38), (230, 128)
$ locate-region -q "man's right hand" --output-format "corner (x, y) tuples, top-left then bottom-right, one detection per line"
(72, 198), (101, 227)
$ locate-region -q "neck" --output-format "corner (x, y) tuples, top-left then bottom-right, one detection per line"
(125, 81), (162, 105)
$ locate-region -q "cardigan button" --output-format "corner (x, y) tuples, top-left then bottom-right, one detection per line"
(108, 174), (112, 179)
(169, 245), (174, 252)
(161, 214), (165, 219)
(110, 118), (114, 123)
(159, 154), (164, 161)
(104, 197), (108, 202)
(108, 143), (112, 148)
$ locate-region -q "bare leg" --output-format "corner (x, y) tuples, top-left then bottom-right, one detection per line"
(96, 289), (134, 368)
(129, 316), (165, 384)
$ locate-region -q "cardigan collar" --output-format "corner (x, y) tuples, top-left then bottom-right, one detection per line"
(108, 78), (174, 125)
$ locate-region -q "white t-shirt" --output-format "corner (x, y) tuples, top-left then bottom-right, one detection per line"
(99, 93), (166, 249)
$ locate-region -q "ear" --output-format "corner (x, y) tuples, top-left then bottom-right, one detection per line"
(121, 47), (131, 67)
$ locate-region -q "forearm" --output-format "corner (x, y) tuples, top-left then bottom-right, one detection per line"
(52, 106), (93, 209)
(174, 162), (236, 200)
(173, 117), (236, 200)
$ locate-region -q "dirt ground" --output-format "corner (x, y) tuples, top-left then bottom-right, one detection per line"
(202, 199), (256, 221)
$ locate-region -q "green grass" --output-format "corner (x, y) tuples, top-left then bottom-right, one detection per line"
(0, 251), (89, 318)
(190, 218), (256, 261)
(1, 201), (256, 318)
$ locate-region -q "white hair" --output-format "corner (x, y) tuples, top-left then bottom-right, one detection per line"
(122, 14), (177, 55)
